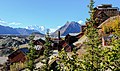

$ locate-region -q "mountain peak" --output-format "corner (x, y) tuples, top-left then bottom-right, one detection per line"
(52, 21), (81, 36)
(65, 21), (77, 25)
(65, 21), (70, 25)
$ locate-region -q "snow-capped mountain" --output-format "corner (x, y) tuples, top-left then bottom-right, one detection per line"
(0, 25), (43, 35)
(25, 25), (46, 34)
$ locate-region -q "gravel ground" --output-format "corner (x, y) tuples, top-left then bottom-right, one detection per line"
(0, 57), (8, 65)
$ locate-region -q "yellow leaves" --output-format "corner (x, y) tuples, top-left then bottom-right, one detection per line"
(10, 62), (27, 71)
(102, 16), (120, 36)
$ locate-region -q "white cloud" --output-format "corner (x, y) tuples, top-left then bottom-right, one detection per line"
(9, 22), (22, 26)
(0, 19), (22, 26)
(0, 20), (8, 25)
(78, 20), (83, 24)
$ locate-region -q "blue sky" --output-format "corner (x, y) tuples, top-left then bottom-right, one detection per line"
(0, 0), (120, 32)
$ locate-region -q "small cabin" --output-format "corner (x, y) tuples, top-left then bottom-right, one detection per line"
(8, 48), (29, 63)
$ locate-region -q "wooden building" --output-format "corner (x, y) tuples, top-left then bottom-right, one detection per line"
(32, 39), (46, 55)
(58, 40), (72, 52)
(32, 39), (45, 46)
(65, 34), (78, 45)
(94, 4), (120, 25)
(8, 48), (29, 63)
(81, 4), (120, 32)
(95, 4), (119, 17)
(97, 16), (120, 46)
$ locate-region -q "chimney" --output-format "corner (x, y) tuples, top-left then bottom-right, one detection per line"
(58, 31), (60, 40)
(57, 31), (61, 51)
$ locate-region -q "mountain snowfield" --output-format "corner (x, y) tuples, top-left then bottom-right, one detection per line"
(0, 21), (82, 36)
(25, 25), (46, 34)
(25, 20), (83, 35)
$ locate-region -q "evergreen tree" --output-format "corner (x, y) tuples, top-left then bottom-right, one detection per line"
(39, 29), (53, 71)
(57, 48), (83, 71)
(56, 1), (102, 70)
(82, 0), (103, 70)
(82, 0), (120, 71)
(27, 35), (37, 71)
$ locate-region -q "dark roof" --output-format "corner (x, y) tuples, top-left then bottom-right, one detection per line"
(33, 38), (45, 45)
(76, 32), (84, 38)
(19, 48), (29, 55)
(8, 48), (29, 58)
(59, 40), (72, 52)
